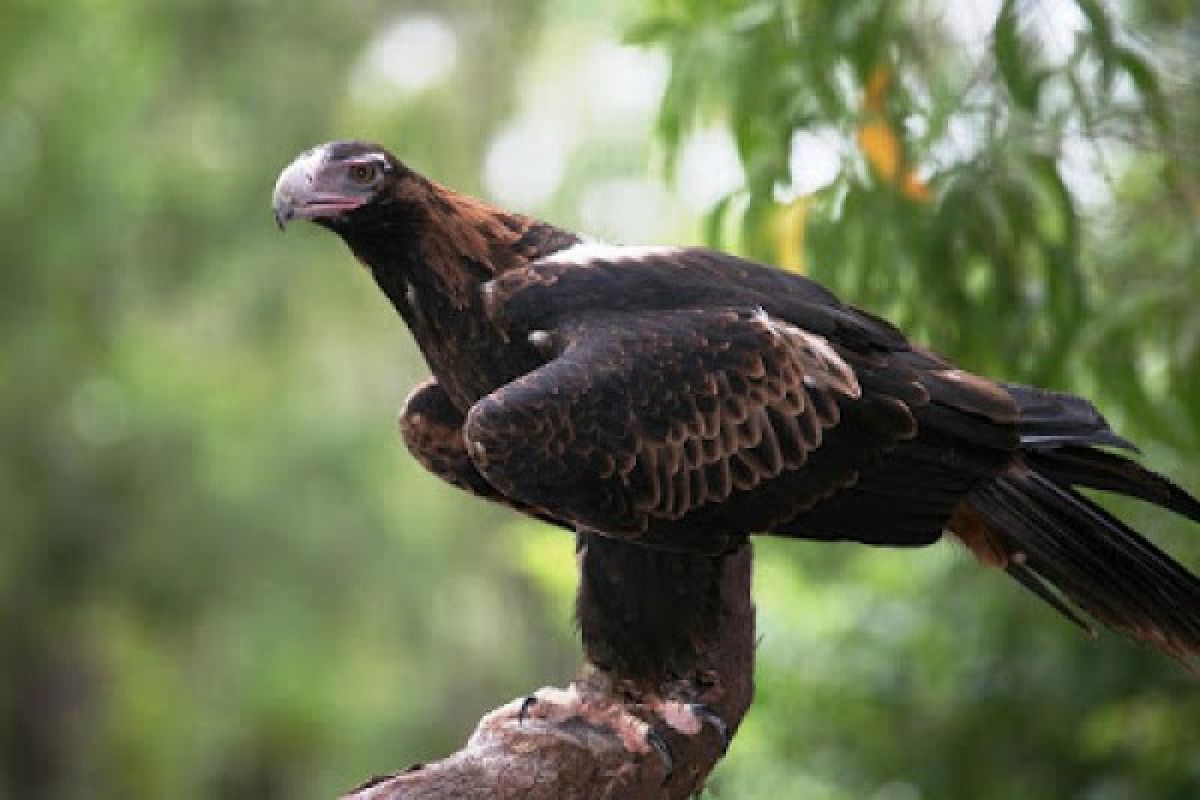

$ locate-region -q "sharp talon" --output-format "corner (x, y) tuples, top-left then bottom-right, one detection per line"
(517, 694), (538, 725)
(646, 728), (674, 784)
(689, 703), (730, 754)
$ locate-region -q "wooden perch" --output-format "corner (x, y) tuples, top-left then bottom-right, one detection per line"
(343, 537), (755, 799)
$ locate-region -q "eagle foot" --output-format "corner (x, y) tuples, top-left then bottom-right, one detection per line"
(516, 694), (539, 724)
(686, 703), (730, 754)
(502, 686), (713, 779)
(645, 728), (674, 784)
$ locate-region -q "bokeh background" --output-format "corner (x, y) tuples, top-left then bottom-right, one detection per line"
(2, 1), (1198, 798)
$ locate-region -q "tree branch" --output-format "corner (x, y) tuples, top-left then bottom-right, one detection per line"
(342, 538), (755, 800)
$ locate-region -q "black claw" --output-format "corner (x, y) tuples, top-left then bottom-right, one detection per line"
(517, 694), (538, 725)
(646, 728), (674, 784)
(689, 703), (730, 754)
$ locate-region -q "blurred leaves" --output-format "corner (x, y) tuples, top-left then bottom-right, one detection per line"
(0, 1), (571, 798)
(637, 0), (1199, 414)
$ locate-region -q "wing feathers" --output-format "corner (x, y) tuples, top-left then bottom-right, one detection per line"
(624, 312), (868, 520)
(464, 297), (998, 546)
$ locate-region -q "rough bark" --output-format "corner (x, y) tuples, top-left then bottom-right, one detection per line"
(342, 539), (755, 800)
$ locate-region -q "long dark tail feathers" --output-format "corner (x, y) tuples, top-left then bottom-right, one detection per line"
(960, 460), (1200, 670)
(1004, 558), (1097, 637)
(951, 383), (1200, 668)
(964, 466), (1200, 666)
(1005, 380), (1199, 523)
(1003, 382), (1140, 452)
(1031, 446), (1200, 524)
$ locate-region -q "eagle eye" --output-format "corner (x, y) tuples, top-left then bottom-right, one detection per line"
(347, 162), (378, 185)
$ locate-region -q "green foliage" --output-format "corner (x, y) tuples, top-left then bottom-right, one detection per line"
(637, 0), (1197, 405)
(0, 2), (572, 798)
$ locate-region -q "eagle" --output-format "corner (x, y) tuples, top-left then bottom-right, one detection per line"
(273, 139), (1200, 670)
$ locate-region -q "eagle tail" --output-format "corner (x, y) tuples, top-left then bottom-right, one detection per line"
(953, 385), (1200, 667)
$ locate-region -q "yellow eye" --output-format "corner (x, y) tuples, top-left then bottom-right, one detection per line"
(348, 163), (377, 184)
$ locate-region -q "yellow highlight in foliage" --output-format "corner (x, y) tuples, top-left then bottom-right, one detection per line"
(858, 63), (932, 203)
(858, 121), (900, 183)
(902, 168), (932, 202)
(864, 64), (890, 114)
(773, 198), (808, 274)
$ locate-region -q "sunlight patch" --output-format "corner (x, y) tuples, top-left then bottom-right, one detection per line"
(351, 13), (459, 101)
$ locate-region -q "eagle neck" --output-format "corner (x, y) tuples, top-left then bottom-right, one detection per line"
(338, 179), (580, 409)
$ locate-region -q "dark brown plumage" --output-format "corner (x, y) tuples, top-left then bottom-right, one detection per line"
(274, 140), (1200, 668)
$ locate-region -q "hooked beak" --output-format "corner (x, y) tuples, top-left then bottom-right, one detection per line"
(272, 146), (366, 231)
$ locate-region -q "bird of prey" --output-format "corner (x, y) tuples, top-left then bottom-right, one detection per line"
(273, 140), (1200, 669)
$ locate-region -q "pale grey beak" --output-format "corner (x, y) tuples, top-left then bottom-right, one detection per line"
(272, 149), (318, 231)
(272, 145), (366, 231)
(273, 199), (290, 231)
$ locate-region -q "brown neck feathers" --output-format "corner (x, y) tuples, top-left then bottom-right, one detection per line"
(338, 173), (581, 313)
(408, 180), (580, 309)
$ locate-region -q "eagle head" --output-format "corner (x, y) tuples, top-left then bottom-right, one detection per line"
(272, 140), (404, 231)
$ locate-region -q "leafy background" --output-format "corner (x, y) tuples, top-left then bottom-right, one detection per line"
(1, 1), (1197, 798)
